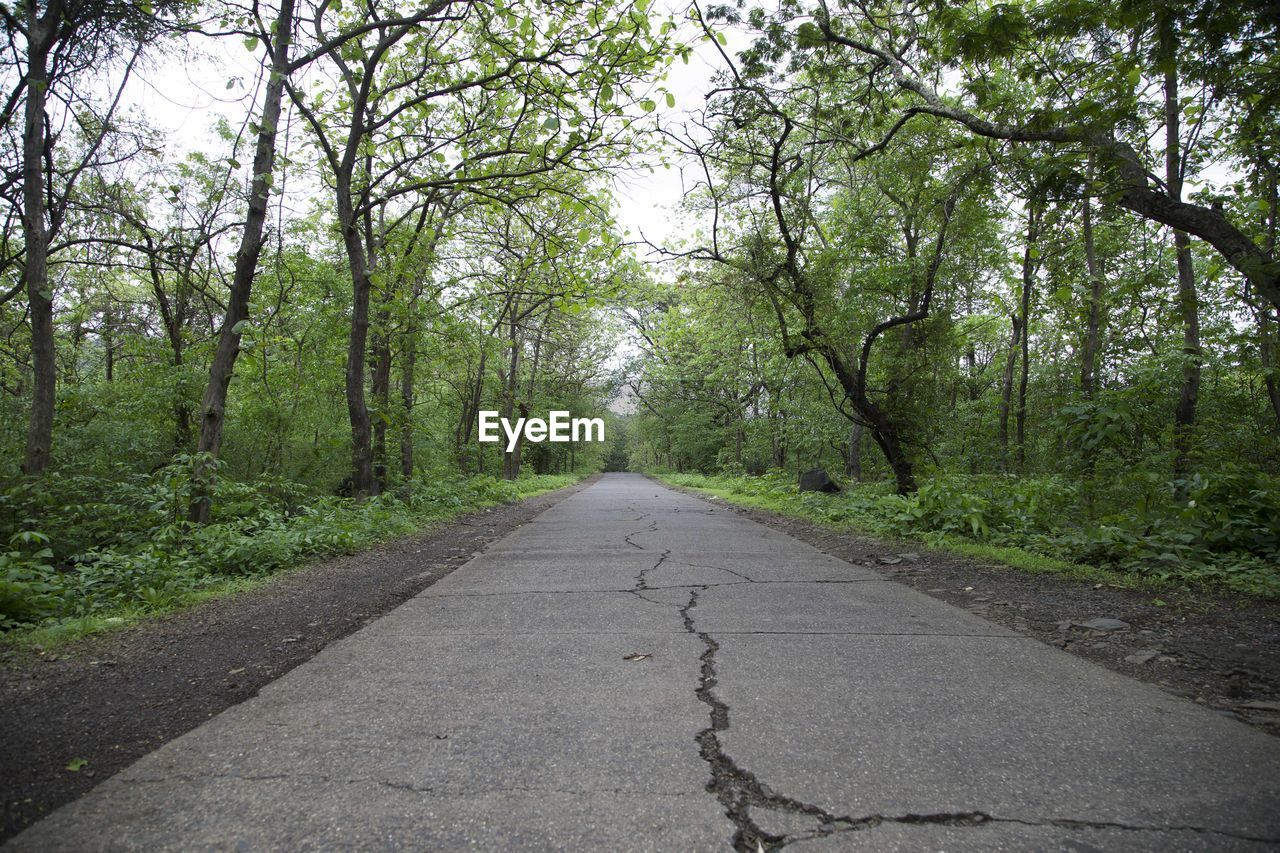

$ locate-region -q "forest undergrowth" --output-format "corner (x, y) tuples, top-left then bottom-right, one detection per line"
(660, 469), (1280, 599)
(0, 460), (580, 639)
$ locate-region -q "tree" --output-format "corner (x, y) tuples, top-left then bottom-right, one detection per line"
(797, 0), (1280, 309)
(0, 0), (187, 475)
(287, 0), (670, 495)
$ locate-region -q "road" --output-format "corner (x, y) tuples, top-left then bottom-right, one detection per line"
(9, 473), (1280, 851)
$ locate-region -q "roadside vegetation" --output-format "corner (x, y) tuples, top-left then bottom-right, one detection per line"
(659, 471), (1280, 598)
(1, 468), (581, 638)
(621, 3), (1280, 600)
(1, 2), (647, 637)
(3, 2), (1278, 633)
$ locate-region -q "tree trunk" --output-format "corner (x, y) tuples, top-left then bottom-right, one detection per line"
(1015, 285), (1031, 470)
(190, 0), (296, 521)
(21, 4), (56, 476)
(1014, 206), (1040, 470)
(500, 306), (522, 480)
(997, 311), (1020, 466)
(1080, 193), (1105, 401)
(1171, 230), (1200, 483)
(340, 202), (376, 496)
(864, 403), (916, 493)
(456, 348), (486, 474)
(1261, 168), (1280, 431)
(102, 304), (115, 383)
(1162, 17), (1201, 486)
(1262, 310), (1280, 431)
(371, 305), (392, 487)
(399, 330), (416, 479)
(846, 420), (863, 481)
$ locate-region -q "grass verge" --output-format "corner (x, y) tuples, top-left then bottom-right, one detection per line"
(3, 472), (586, 649)
(654, 472), (1256, 596)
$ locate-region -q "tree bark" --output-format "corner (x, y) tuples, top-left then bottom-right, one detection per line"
(399, 329), (417, 479)
(1015, 271), (1032, 470)
(500, 301), (522, 480)
(846, 420), (863, 481)
(20, 2), (58, 476)
(339, 194), (376, 496)
(456, 348), (486, 474)
(997, 311), (1019, 465)
(190, 0), (296, 521)
(1080, 193), (1104, 401)
(1162, 16), (1201, 486)
(1261, 167), (1280, 431)
(371, 301), (392, 487)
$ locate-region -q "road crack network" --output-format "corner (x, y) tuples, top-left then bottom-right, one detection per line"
(620, 496), (1280, 851)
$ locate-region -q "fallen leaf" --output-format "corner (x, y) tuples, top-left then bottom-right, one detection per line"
(623, 653), (652, 662)
(228, 668), (245, 675)
(65, 758), (87, 772)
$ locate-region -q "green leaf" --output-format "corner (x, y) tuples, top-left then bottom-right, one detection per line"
(665, 92), (676, 108)
(641, 99), (657, 113)
(244, 37), (259, 52)
(543, 116), (560, 132)
(230, 320), (251, 335)
(66, 758), (87, 772)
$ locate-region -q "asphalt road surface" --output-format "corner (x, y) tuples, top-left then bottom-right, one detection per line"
(9, 473), (1280, 851)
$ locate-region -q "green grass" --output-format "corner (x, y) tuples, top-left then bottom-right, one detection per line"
(655, 471), (1278, 597)
(2, 471), (586, 648)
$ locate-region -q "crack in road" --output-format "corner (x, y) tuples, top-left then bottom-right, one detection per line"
(119, 773), (701, 800)
(635, 548), (671, 592)
(673, 560), (759, 584)
(789, 810), (1280, 847)
(623, 510), (656, 550)
(422, 578), (889, 600)
(621, 514), (1029, 851)
(678, 586), (862, 851)
(624, 498), (1280, 851)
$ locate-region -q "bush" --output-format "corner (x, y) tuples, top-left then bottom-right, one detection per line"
(0, 467), (581, 632)
(664, 467), (1280, 598)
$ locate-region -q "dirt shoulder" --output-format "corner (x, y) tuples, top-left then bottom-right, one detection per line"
(660, 479), (1280, 738)
(0, 475), (596, 841)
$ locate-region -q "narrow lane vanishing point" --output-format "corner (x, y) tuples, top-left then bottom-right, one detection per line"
(9, 474), (1280, 851)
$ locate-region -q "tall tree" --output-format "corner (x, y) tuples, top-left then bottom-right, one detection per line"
(189, 0), (298, 522)
(1, 1), (178, 474)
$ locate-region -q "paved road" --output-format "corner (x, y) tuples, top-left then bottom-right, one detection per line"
(9, 473), (1280, 851)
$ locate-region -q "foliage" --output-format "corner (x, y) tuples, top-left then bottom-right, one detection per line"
(0, 467), (580, 632)
(661, 471), (1280, 598)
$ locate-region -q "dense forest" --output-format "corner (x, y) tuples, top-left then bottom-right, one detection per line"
(1, 0), (1277, 634)
(621, 0), (1280, 597)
